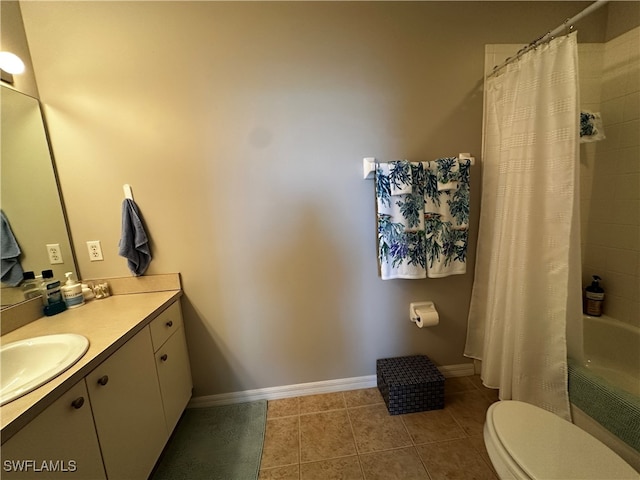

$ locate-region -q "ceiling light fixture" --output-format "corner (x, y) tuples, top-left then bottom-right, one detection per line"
(0, 52), (26, 85)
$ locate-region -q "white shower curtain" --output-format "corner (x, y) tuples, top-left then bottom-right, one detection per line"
(465, 32), (583, 420)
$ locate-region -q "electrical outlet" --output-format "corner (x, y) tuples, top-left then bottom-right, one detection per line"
(46, 243), (64, 264)
(87, 240), (104, 261)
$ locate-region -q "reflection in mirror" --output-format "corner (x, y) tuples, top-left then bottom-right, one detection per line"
(1, 85), (77, 307)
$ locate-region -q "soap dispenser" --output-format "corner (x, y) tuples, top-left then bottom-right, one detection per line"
(62, 271), (85, 309)
(584, 275), (604, 317)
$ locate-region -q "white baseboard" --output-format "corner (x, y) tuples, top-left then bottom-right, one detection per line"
(189, 363), (475, 408)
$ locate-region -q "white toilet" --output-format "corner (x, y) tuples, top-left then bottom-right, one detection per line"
(484, 400), (640, 479)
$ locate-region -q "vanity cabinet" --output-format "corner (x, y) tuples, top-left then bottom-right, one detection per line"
(86, 326), (167, 480)
(0, 380), (106, 479)
(0, 296), (192, 480)
(150, 301), (193, 433)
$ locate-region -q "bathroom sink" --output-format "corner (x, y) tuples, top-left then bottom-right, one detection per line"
(0, 334), (89, 406)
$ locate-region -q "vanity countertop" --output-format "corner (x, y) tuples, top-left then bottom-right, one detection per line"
(0, 288), (182, 443)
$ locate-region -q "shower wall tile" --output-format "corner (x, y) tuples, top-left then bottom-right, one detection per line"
(579, 44), (604, 79)
(619, 146), (640, 173)
(606, 248), (639, 276)
(582, 26), (640, 327)
(623, 92), (640, 121)
(580, 80), (602, 105)
(615, 174), (640, 201)
(600, 96), (626, 125)
(580, 27), (640, 326)
(619, 120), (640, 148)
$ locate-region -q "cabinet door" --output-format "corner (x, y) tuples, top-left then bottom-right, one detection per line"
(155, 326), (193, 433)
(1, 380), (106, 480)
(86, 327), (167, 480)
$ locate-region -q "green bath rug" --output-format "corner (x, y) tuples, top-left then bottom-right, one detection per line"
(151, 400), (267, 480)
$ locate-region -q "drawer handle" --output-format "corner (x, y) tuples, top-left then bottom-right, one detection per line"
(71, 397), (85, 409)
(160, 354), (168, 362)
(97, 375), (109, 386)
(165, 320), (173, 328)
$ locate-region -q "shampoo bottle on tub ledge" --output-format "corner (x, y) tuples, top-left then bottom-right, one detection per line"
(584, 275), (604, 317)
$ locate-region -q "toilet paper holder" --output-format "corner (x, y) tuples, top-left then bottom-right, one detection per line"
(409, 301), (436, 323)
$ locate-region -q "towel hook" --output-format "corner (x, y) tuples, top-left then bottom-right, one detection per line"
(123, 184), (134, 200)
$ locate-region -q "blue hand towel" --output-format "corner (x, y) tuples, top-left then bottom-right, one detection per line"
(118, 199), (151, 276)
(1, 210), (24, 286)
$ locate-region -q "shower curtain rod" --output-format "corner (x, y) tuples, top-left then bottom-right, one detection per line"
(488, 0), (609, 78)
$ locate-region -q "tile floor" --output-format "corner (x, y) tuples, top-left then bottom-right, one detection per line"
(259, 375), (500, 480)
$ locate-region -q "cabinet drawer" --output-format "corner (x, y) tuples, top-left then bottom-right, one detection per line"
(149, 300), (183, 352)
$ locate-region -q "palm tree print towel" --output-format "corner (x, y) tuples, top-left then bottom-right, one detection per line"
(376, 158), (470, 280)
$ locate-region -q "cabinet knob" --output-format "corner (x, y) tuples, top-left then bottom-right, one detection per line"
(71, 397), (85, 409)
(160, 354), (168, 362)
(97, 375), (109, 386)
(165, 320), (173, 328)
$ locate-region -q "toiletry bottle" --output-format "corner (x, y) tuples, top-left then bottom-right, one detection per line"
(62, 272), (85, 309)
(41, 269), (67, 316)
(21, 271), (42, 300)
(584, 275), (604, 317)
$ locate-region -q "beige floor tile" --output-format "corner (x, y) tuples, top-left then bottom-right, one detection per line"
(445, 376), (477, 395)
(343, 388), (384, 408)
(416, 438), (498, 480)
(300, 456), (363, 480)
(467, 434), (498, 476)
(445, 390), (494, 436)
(348, 404), (412, 453)
(402, 408), (467, 444)
(261, 416), (300, 469)
(268, 397), (300, 419)
(300, 410), (357, 462)
(467, 375), (500, 401)
(359, 447), (430, 480)
(257, 377), (502, 480)
(259, 464), (300, 480)
(299, 392), (346, 414)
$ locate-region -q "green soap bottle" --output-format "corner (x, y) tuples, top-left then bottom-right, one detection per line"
(41, 269), (67, 316)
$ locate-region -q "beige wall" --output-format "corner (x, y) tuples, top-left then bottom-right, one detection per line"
(18, 1), (610, 397)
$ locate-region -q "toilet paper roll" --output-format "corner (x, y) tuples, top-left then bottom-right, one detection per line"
(414, 307), (439, 328)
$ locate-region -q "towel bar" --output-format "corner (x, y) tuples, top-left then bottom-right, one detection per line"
(363, 154), (475, 179)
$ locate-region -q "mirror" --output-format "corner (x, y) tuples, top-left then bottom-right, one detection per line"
(1, 85), (77, 307)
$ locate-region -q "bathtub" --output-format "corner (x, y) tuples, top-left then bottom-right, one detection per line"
(569, 314), (640, 471)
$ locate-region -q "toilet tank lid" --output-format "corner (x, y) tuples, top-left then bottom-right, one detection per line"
(489, 401), (639, 480)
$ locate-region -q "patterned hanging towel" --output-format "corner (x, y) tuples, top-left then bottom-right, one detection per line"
(579, 111), (606, 143)
(424, 158), (470, 278)
(376, 161), (426, 279)
(375, 157), (470, 280)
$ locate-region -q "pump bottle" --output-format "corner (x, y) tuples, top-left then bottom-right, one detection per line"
(584, 275), (605, 317)
(62, 272), (85, 309)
